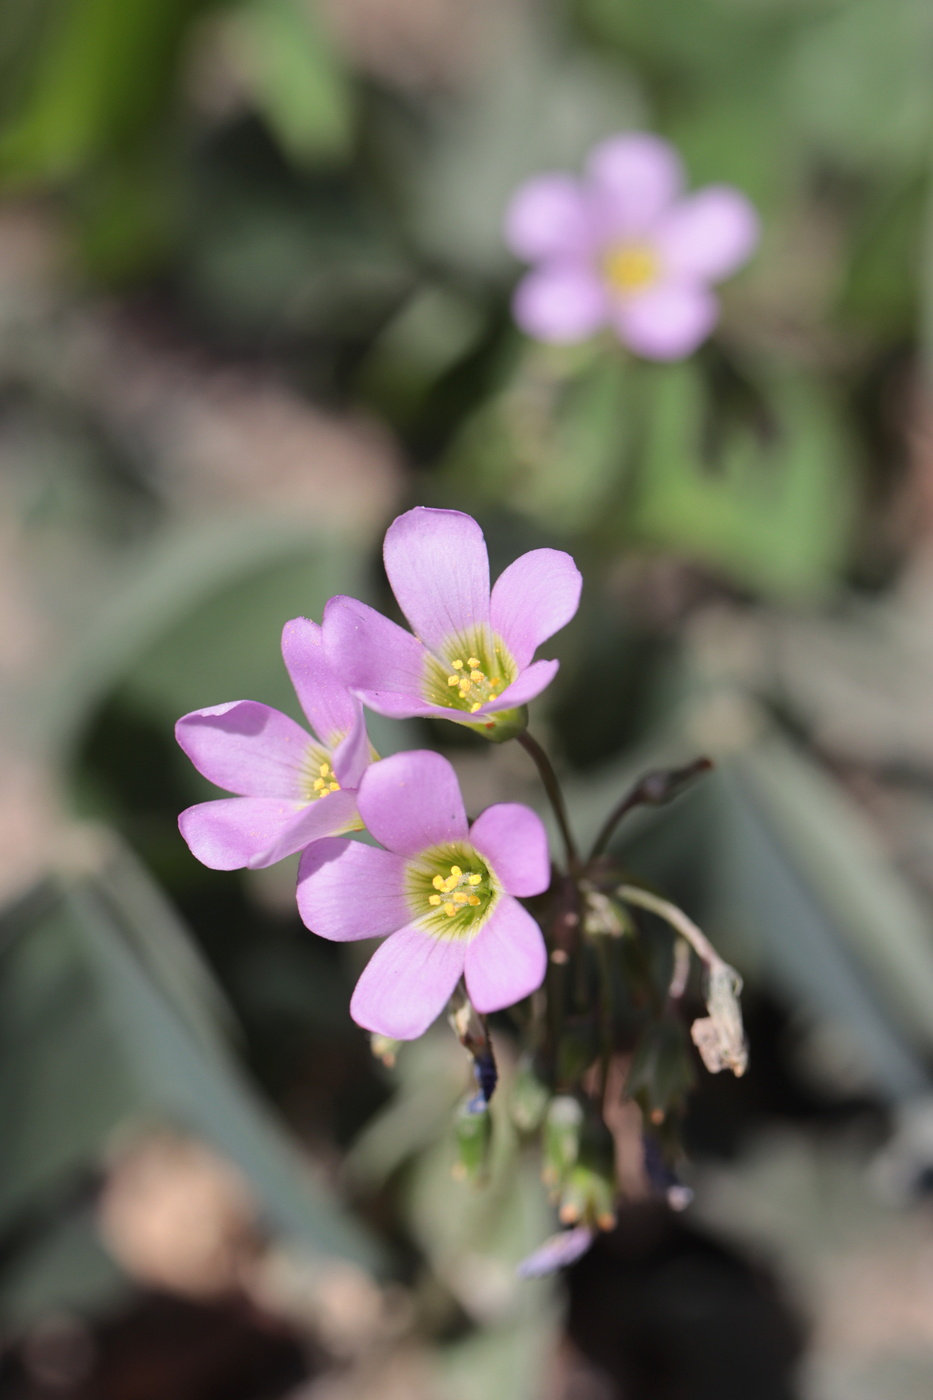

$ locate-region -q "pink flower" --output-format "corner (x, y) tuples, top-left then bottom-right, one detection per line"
(296, 750), (550, 1040)
(505, 132), (759, 360)
(323, 507), (582, 740)
(176, 618), (371, 870)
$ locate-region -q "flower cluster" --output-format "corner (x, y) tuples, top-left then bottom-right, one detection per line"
(177, 506), (580, 1038)
(505, 131), (758, 360)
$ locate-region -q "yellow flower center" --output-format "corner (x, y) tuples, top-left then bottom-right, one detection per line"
(427, 863), (485, 917)
(302, 754), (341, 801)
(406, 842), (496, 940)
(445, 656), (505, 714)
(602, 243), (658, 294)
(424, 631), (518, 717)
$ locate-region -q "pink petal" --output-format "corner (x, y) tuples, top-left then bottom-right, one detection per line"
(383, 508), (490, 656)
(614, 281), (718, 360)
(331, 707), (372, 790)
(490, 548), (582, 670)
(175, 702), (313, 798)
(469, 804), (550, 897)
(513, 266), (606, 344)
(464, 898), (547, 1012)
(587, 133), (683, 235)
(179, 796), (312, 870)
(479, 658), (559, 712)
(297, 838), (409, 940)
(281, 617), (360, 748)
(358, 751), (468, 856)
(349, 924), (465, 1039)
(504, 174), (594, 262)
(656, 186), (759, 283)
(250, 789), (360, 867)
(323, 596), (430, 707)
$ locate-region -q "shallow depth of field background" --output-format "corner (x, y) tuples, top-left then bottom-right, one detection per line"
(3, 1), (933, 1398)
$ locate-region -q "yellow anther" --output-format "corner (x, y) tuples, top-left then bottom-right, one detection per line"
(442, 874), (459, 892)
(468, 895), (481, 906)
(328, 781), (340, 792)
(450, 865), (462, 878)
(447, 675), (459, 686)
(458, 688), (469, 699)
(313, 778), (325, 791)
(432, 875), (445, 891)
(468, 873), (482, 886)
(470, 702), (482, 713)
(319, 762), (330, 776)
(453, 891), (469, 904)
(469, 670), (482, 682)
(467, 657), (480, 668)
(452, 659), (464, 670)
(491, 677), (501, 686)
(429, 894), (442, 906)
(444, 903), (457, 917)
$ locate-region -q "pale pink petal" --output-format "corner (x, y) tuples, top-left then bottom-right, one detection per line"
(331, 707), (372, 790)
(383, 508), (490, 655)
(176, 702), (313, 798)
(587, 133), (683, 235)
(464, 898), (547, 1012)
(179, 796), (309, 870)
(656, 186), (759, 283)
(358, 751), (468, 856)
(297, 838), (409, 941)
(477, 658), (559, 713)
(281, 617), (359, 747)
(513, 266), (606, 344)
(250, 789), (360, 867)
(469, 805), (550, 897)
(504, 174), (594, 262)
(614, 281), (718, 360)
(349, 925), (465, 1039)
(490, 549), (582, 670)
(323, 596), (430, 708)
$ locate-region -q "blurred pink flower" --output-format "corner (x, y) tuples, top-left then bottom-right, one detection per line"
(505, 132), (758, 360)
(296, 750), (550, 1040)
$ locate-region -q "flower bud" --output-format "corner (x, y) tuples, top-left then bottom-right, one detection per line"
(370, 1034), (401, 1069)
(452, 1097), (492, 1184)
(510, 1056), (550, 1135)
(542, 1095), (583, 1189)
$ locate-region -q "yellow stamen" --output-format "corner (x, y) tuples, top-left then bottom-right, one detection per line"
(468, 895), (481, 906)
(470, 702), (481, 713)
(429, 894), (442, 906)
(470, 670), (483, 682)
(319, 762), (329, 776)
(603, 242), (658, 293)
(467, 657), (480, 668)
(447, 675), (459, 686)
(452, 659), (464, 670)
(328, 781), (340, 792)
(432, 875), (445, 891)
(468, 873), (482, 885)
(313, 778), (325, 791)
(450, 865), (462, 878)
(453, 891), (469, 904)
(444, 903), (457, 917)
(458, 688), (469, 699)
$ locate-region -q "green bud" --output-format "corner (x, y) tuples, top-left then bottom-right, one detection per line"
(510, 1055), (550, 1134)
(452, 1097), (492, 1184)
(462, 705), (528, 743)
(558, 1161), (617, 1231)
(542, 1095), (583, 1190)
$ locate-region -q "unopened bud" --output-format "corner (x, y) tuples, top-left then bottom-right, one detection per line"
(452, 1097), (492, 1184)
(558, 1163), (616, 1232)
(510, 1056), (550, 1134)
(542, 1096), (583, 1189)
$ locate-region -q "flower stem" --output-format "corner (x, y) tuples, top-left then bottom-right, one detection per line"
(616, 884), (727, 974)
(589, 758), (713, 862)
(517, 730), (580, 871)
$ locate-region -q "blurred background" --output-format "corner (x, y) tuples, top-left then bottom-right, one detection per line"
(3, 0), (933, 1396)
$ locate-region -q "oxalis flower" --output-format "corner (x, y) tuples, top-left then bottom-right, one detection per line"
(324, 506), (582, 741)
(176, 618), (371, 870)
(296, 750), (550, 1040)
(505, 131), (758, 360)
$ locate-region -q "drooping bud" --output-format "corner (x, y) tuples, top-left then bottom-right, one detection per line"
(690, 962), (748, 1077)
(510, 1055), (550, 1134)
(452, 1096), (492, 1184)
(558, 1113), (617, 1230)
(542, 1095), (583, 1189)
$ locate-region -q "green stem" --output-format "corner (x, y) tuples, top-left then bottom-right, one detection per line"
(517, 730), (580, 872)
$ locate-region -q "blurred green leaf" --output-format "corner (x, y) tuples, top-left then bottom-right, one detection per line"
(226, 0), (355, 164)
(628, 361), (853, 599)
(0, 833), (383, 1281)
